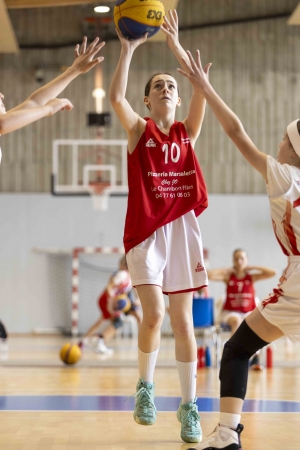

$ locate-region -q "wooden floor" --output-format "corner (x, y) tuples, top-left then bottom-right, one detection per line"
(0, 335), (299, 450)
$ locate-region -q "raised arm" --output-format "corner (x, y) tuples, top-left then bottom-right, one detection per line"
(0, 38), (105, 135)
(177, 50), (268, 181)
(207, 267), (233, 283)
(11, 37), (105, 111)
(109, 30), (147, 153)
(161, 10), (208, 146)
(247, 266), (277, 282)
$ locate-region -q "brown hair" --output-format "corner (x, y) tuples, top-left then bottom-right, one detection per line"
(144, 73), (179, 97)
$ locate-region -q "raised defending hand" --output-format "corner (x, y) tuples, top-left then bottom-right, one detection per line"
(72, 37), (105, 73)
(46, 98), (74, 116)
(177, 50), (212, 92)
(115, 27), (148, 52)
(161, 9), (179, 49)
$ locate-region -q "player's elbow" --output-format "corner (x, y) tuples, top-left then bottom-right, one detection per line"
(109, 91), (122, 107)
(0, 117), (9, 135)
(226, 122), (244, 140)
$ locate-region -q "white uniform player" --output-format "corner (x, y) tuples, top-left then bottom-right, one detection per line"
(259, 143), (300, 343)
(177, 50), (300, 450)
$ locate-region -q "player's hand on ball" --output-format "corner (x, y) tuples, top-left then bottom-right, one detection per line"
(115, 27), (148, 51)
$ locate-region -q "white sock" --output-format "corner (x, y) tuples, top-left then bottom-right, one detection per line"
(219, 412), (241, 429)
(176, 360), (197, 405)
(138, 348), (159, 384)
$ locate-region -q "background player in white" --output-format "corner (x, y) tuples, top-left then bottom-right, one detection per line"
(110, 10), (210, 444)
(177, 50), (300, 449)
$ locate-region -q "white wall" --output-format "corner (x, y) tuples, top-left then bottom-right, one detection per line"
(0, 193), (286, 333)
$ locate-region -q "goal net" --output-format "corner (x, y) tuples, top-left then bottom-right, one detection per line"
(34, 247), (124, 336)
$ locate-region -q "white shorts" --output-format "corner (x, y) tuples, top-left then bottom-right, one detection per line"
(126, 211), (208, 294)
(219, 310), (252, 325)
(258, 256), (300, 344)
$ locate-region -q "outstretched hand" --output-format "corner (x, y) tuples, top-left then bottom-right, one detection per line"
(161, 9), (179, 49)
(72, 37), (105, 73)
(115, 27), (148, 51)
(177, 50), (212, 91)
(46, 98), (74, 116)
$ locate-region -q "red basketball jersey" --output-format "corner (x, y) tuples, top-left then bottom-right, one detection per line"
(223, 273), (256, 313)
(124, 118), (208, 253)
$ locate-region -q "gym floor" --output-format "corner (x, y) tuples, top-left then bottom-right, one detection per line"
(0, 335), (299, 450)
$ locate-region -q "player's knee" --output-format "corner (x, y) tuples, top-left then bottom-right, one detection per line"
(143, 310), (164, 330)
(171, 317), (194, 340)
(112, 317), (123, 329)
(219, 320), (269, 399)
(0, 321), (7, 340)
(227, 315), (241, 332)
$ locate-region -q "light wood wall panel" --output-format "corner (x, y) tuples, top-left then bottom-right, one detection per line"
(1, 0), (300, 193)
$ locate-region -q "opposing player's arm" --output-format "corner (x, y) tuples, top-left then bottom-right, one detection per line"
(161, 10), (207, 146)
(10, 38), (105, 113)
(177, 50), (268, 181)
(248, 266), (277, 282)
(0, 99), (73, 135)
(109, 30), (147, 153)
(0, 38), (105, 135)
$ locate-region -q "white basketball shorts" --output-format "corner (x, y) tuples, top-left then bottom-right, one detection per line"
(219, 310), (252, 325)
(126, 211), (208, 294)
(258, 256), (300, 344)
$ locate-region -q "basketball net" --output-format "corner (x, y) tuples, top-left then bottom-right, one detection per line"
(88, 182), (110, 211)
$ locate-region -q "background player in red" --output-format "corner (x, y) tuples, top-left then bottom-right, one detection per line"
(110, 10), (209, 444)
(209, 249), (276, 370)
(208, 248), (276, 335)
(78, 256), (142, 354)
(178, 50), (300, 449)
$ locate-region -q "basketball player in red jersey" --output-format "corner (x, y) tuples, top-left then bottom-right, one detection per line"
(110, 10), (209, 444)
(208, 249), (276, 335)
(78, 256), (141, 355)
(178, 52), (300, 449)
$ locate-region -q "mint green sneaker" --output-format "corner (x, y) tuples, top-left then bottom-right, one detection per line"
(133, 378), (157, 426)
(177, 398), (202, 443)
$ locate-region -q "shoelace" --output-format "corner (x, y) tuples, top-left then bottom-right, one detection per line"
(134, 386), (157, 414)
(181, 407), (200, 428)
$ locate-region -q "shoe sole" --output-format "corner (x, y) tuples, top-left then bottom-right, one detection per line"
(199, 444), (243, 450)
(133, 414), (156, 426)
(177, 410), (202, 443)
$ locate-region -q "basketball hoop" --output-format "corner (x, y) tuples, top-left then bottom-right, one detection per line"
(88, 182), (110, 211)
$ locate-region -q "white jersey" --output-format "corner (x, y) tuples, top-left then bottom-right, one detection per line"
(266, 155), (300, 256)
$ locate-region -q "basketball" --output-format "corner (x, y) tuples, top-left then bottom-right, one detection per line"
(114, 0), (165, 40)
(60, 343), (81, 365)
(114, 294), (132, 313)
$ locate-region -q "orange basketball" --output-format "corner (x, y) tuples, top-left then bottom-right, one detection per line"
(60, 343), (81, 365)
